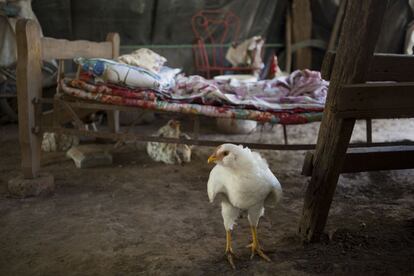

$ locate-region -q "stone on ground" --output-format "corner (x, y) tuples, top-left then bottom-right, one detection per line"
(8, 173), (55, 198)
(67, 144), (113, 169)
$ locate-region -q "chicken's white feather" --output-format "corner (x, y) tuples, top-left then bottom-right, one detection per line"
(207, 144), (282, 229)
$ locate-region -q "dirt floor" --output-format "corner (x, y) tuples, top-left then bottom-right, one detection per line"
(1, 117), (414, 275)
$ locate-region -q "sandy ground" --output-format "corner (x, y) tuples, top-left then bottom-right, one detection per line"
(0, 117), (414, 275)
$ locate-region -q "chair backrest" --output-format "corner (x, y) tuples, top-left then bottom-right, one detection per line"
(191, 9), (240, 72)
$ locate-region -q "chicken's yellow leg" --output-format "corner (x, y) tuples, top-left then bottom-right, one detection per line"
(225, 230), (236, 269)
(248, 226), (271, 262)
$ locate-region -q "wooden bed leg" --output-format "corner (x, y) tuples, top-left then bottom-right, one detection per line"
(16, 19), (43, 179)
(9, 19), (55, 197)
(107, 110), (120, 133)
(298, 0), (388, 242)
(366, 119), (372, 143)
(282, 125), (288, 145)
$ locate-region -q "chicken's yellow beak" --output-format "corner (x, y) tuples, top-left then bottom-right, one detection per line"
(207, 154), (217, 164)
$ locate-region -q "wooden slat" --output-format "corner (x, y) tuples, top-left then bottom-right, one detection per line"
(342, 146), (414, 173)
(327, 0), (347, 51)
(321, 51), (336, 80)
(285, 7), (292, 73)
(336, 82), (414, 118)
(106, 33), (120, 58)
(41, 37), (113, 60)
(105, 33), (121, 133)
(302, 146), (414, 176)
(42, 126), (316, 151)
(369, 54), (414, 82)
(291, 0), (312, 70)
(322, 53), (414, 81)
(40, 108), (97, 128)
(41, 126), (414, 152)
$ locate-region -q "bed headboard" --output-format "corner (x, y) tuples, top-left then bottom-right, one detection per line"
(15, 19), (120, 178)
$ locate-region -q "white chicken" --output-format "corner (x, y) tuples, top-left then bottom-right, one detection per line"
(146, 120), (192, 164)
(207, 144), (282, 269)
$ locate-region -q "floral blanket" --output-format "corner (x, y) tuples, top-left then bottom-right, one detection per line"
(167, 69), (327, 111)
(75, 57), (328, 112)
(60, 78), (323, 124)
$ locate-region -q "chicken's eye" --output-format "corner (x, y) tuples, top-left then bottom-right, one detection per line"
(223, 151), (229, 156)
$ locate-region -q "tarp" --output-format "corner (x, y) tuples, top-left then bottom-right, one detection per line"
(31, 0), (413, 72)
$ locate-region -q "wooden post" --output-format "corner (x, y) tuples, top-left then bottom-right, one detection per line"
(285, 7), (292, 73)
(106, 33), (120, 133)
(327, 0), (348, 51)
(291, 0), (312, 70)
(16, 19), (43, 179)
(298, 0), (389, 242)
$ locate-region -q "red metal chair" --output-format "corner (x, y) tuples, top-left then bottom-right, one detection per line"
(191, 9), (257, 78)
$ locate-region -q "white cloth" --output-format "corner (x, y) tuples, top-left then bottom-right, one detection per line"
(0, 0), (42, 67)
(404, 21), (414, 55)
(117, 48), (167, 74)
(225, 36), (264, 77)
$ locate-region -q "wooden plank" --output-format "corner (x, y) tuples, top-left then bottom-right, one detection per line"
(105, 32), (120, 133)
(107, 110), (120, 133)
(369, 54), (414, 82)
(366, 119), (372, 143)
(291, 0), (312, 70)
(16, 19), (43, 178)
(336, 82), (414, 118)
(106, 33), (120, 58)
(321, 51), (336, 80)
(42, 126), (316, 151)
(342, 146), (414, 173)
(41, 37), (113, 60)
(298, 0), (388, 242)
(40, 108), (97, 127)
(301, 151), (314, 176)
(328, 0), (347, 51)
(322, 53), (414, 81)
(285, 7), (292, 73)
(302, 146), (414, 176)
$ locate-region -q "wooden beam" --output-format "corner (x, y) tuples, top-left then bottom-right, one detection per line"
(369, 54), (414, 82)
(106, 33), (120, 58)
(285, 7), (292, 73)
(342, 146), (414, 173)
(41, 37), (113, 60)
(322, 53), (414, 81)
(16, 19), (43, 178)
(336, 82), (414, 119)
(40, 108), (98, 127)
(321, 51), (336, 80)
(302, 146), (414, 176)
(327, 0), (348, 51)
(106, 32), (120, 133)
(291, 0), (312, 69)
(42, 126), (316, 151)
(298, 0), (388, 242)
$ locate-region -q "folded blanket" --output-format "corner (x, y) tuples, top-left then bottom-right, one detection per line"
(75, 57), (164, 91)
(168, 69), (328, 111)
(60, 78), (323, 124)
